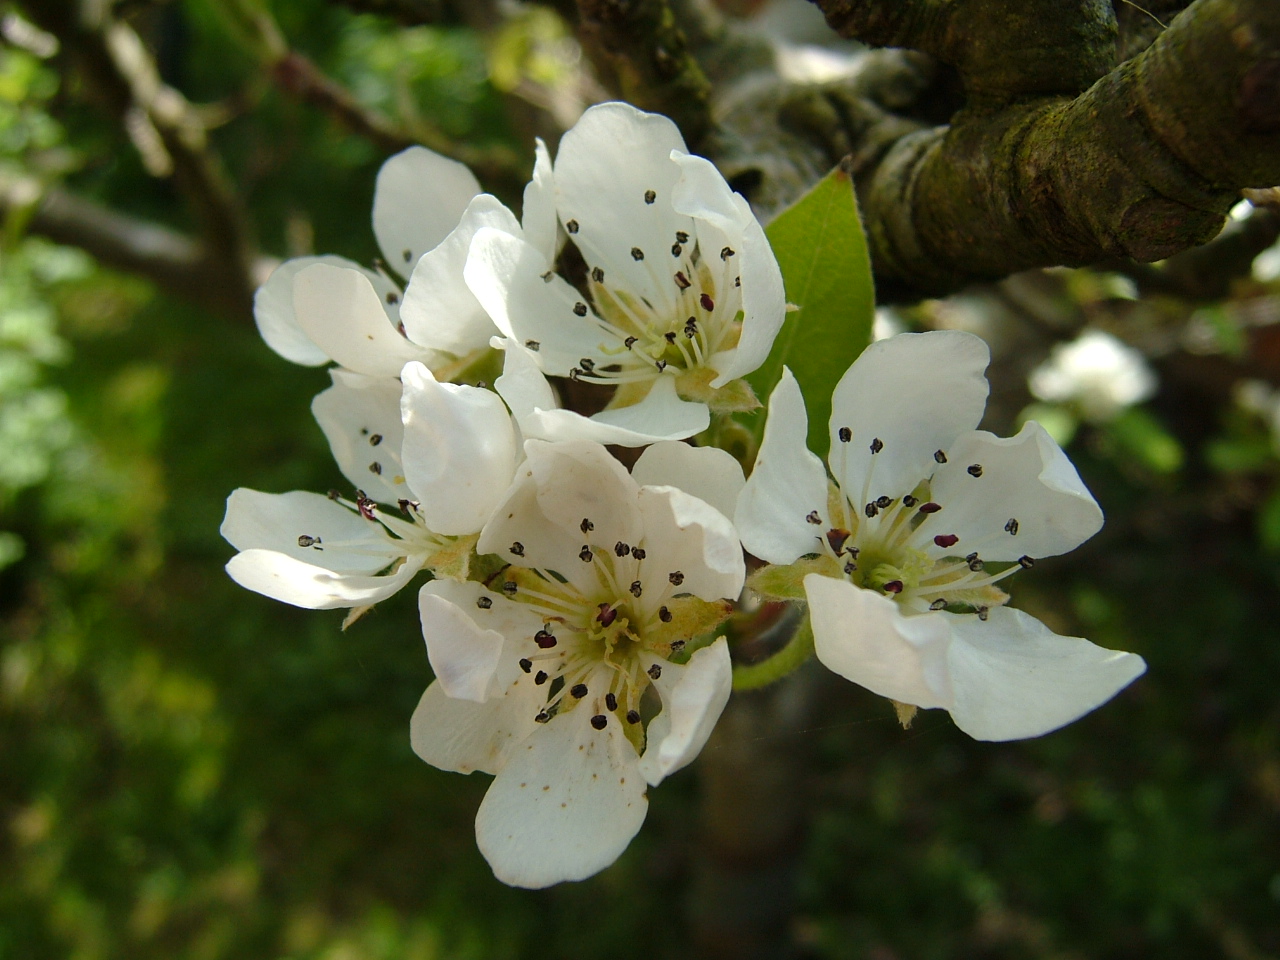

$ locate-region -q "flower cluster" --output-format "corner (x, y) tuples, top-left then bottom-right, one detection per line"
(224, 102), (1144, 888)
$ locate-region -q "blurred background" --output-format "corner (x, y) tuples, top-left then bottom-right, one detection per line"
(0, 0), (1277, 957)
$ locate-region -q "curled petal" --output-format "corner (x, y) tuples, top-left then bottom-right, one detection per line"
(475, 714), (647, 888)
(637, 485), (744, 604)
(945, 607), (1146, 741)
(225, 548), (421, 610)
(410, 681), (538, 776)
(521, 138), (559, 263)
(312, 370), (408, 505)
(638, 638), (732, 786)
(418, 580), (541, 702)
(373, 145), (480, 275)
(735, 369), (828, 564)
(632, 440), (745, 521)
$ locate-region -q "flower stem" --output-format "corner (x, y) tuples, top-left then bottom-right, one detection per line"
(731, 614), (814, 691)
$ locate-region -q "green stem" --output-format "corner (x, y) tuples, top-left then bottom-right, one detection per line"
(732, 615), (814, 691)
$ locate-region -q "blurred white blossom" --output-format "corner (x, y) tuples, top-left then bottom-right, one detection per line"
(1029, 329), (1157, 422)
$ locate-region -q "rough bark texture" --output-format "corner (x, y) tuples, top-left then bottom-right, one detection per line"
(807, 0), (1280, 297)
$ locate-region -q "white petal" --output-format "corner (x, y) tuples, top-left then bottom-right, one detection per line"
(735, 369), (828, 564)
(226, 548), (420, 609)
(293, 262), (431, 378)
(669, 150), (743, 234)
(465, 227), (607, 374)
(521, 138), (559, 263)
(373, 145), (480, 275)
(400, 361), (517, 534)
(710, 211), (786, 386)
(553, 102), (692, 313)
(945, 607), (1146, 741)
(410, 680), (538, 776)
(312, 370), (409, 505)
(526, 439), (642, 549)
(579, 377), (709, 446)
(805, 574), (952, 709)
(418, 580), (541, 702)
(638, 638), (732, 786)
(829, 331), (990, 501)
(636, 485), (744, 603)
(925, 422), (1104, 561)
(475, 713), (647, 888)
(254, 255), (397, 366)
(220, 488), (400, 574)
(632, 440), (745, 520)
(398, 194), (518, 357)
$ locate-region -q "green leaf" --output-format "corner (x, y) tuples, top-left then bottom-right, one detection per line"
(747, 162), (875, 459)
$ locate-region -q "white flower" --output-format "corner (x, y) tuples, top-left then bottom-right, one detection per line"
(252, 144), (556, 379)
(221, 361), (518, 609)
(1028, 330), (1157, 422)
(735, 331), (1146, 741)
(463, 101), (786, 446)
(411, 439), (745, 887)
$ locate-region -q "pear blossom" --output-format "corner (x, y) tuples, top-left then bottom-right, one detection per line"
(411, 439), (745, 887)
(463, 101), (786, 446)
(222, 361), (518, 610)
(1028, 329), (1157, 422)
(735, 331), (1145, 741)
(253, 143), (556, 379)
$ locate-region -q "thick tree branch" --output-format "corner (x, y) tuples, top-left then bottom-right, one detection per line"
(838, 0), (1280, 297)
(574, 0), (713, 146)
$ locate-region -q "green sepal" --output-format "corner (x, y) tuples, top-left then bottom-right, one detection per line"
(747, 554), (841, 601)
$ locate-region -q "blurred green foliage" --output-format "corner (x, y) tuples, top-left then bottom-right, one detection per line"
(0, 1), (1278, 958)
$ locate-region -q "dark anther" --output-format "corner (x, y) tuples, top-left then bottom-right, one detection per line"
(398, 499), (419, 515)
(519, 659), (532, 673)
(844, 561), (857, 575)
(848, 546), (860, 558)
(699, 293), (715, 311)
(590, 714), (608, 730)
(566, 219), (579, 234)
(883, 580), (904, 594)
(1018, 555), (1035, 569)
(670, 639), (685, 652)
(631, 546), (646, 560)
(540, 271), (553, 283)
(502, 581), (518, 594)
(630, 580), (643, 597)
(477, 596), (493, 609)
(965, 552), (979, 563)
(930, 599), (948, 611)
(869, 437), (884, 455)
(665, 331), (677, 344)
(356, 493), (377, 521)
(644, 189), (656, 204)
(648, 664), (662, 680)
(297, 535), (320, 548)
(969, 558), (985, 572)
(876, 495), (892, 509)
(615, 541), (630, 557)
(934, 534), (959, 548)
(571, 683), (588, 699)
(1005, 518), (1019, 535)
(918, 502), (942, 514)
(658, 606), (672, 623)
(369, 433), (383, 446)
(934, 450), (947, 463)
(510, 542), (525, 557)
(596, 603), (617, 627)
(735, 277), (741, 287)
(967, 464), (983, 477)
(826, 529), (851, 554)
(581, 518), (594, 534)
(535, 630), (557, 648)
(535, 711), (550, 723)
(902, 495), (918, 507)
(525, 339), (541, 351)
(535, 671), (549, 685)
(573, 302), (588, 317)
(592, 267), (605, 283)
(579, 545), (594, 562)
(386, 291), (399, 304)
(626, 709), (641, 724)
(580, 358), (595, 373)
(569, 368), (583, 381)
(977, 606), (990, 622)
(605, 693), (618, 711)
(655, 360), (667, 372)
(402, 248), (412, 263)
(676, 231), (689, 244)
(806, 510), (822, 525)
(675, 271), (691, 290)
(671, 243), (683, 258)
(669, 571), (684, 586)
(721, 246), (735, 260)
(327, 489), (341, 500)
(838, 426), (852, 443)
(369, 462), (383, 475)
(865, 502), (878, 518)
(624, 336), (637, 349)
(631, 247), (644, 261)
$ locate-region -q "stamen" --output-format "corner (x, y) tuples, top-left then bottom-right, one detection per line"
(579, 546), (594, 562)
(934, 534), (959, 548)
(605, 692), (618, 711)
(844, 561), (857, 574)
(297, 535), (320, 548)
(929, 599), (948, 611)
(525, 339), (540, 351)
(838, 427), (852, 443)
(510, 542), (525, 557)
(918, 502), (942, 514)
(535, 671), (549, 685)
(676, 231), (689, 244)
(670, 639), (685, 652)
(501, 580), (518, 594)
(631, 247), (644, 261)
(573, 302), (588, 317)
(700, 293), (715, 311)
(540, 271), (553, 283)
(630, 580), (643, 597)
(902, 495), (918, 507)
(369, 462), (382, 475)
(869, 437), (884, 455)
(672, 243), (683, 257)
(631, 546), (646, 560)
(669, 571), (684, 586)
(571, 683), (589, 699)
(477, 596), (493, 609)
(1018, 555), (1035, 569)
(721, 246), (735, 260)
(934, 450), (948, 463)
(535, 712), (550, 723)
(581, 518), (595, 534)
(876, 495), (893, 509)
(519, 658), (532, 673)
(566, 219), (579, 234)
(624, 336), (638, 349)
(615, 541), (630, 557)
(806, 510), (822, 525)
(592, 267), (604, 283)
(590, 714), (608, 730)
(398, 499), (419, 514)
(883, 580), (904, 594)
(1005, 518), (1019, 535)
(369, 434), (383, 446)
(627, 709), (641, 724)
(658, 606), (672, 622)
(865, 502), (878, 518)
(596, 603), (617, 627)
(977, 606), (990, 621)
(967, 464), (984, 477)
(644, 189), (656, 204)
(675, 271), (691, 290)
(648, 664), (662, 680)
